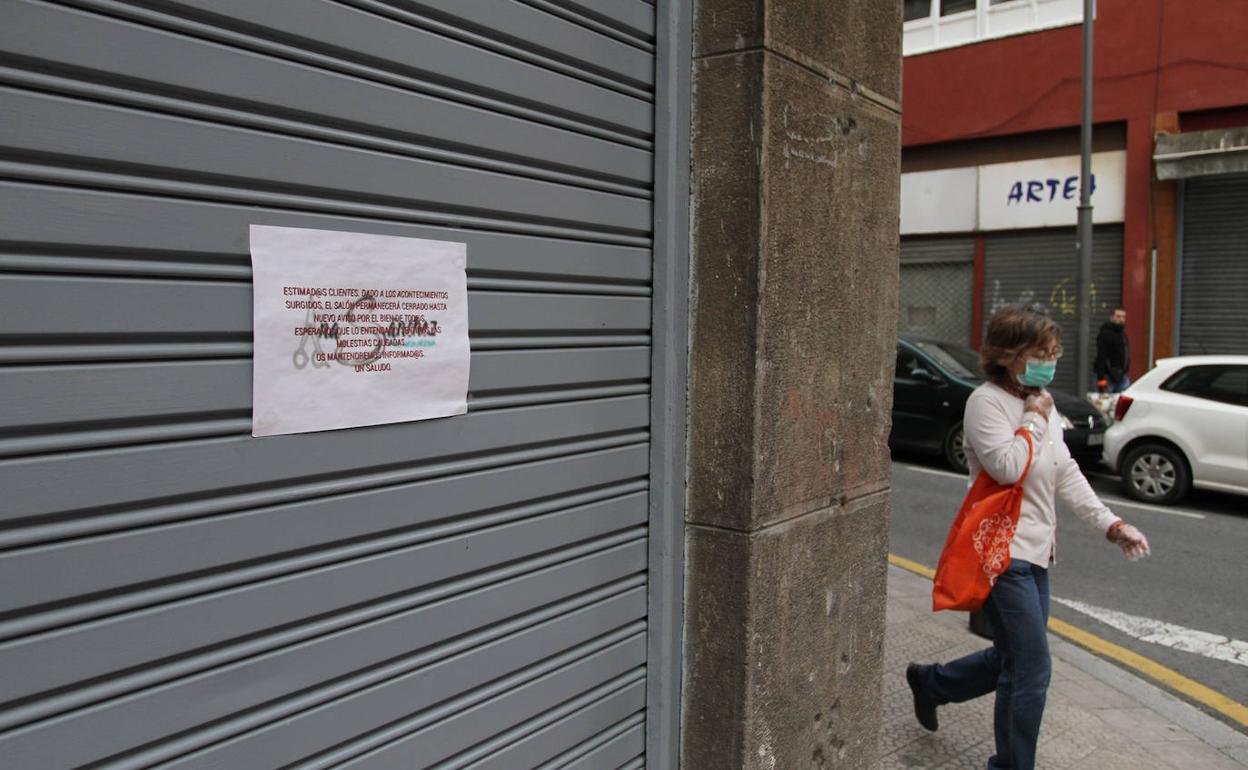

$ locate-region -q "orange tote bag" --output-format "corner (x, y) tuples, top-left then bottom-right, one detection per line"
(932, 429), (1034, 612)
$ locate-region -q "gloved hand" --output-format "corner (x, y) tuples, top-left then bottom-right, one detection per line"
(1108, 522), (1150, 561)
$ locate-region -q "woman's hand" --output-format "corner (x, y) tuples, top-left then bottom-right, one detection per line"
(1107, 521), (1151, 561)
(1024, 391), (1053, 419)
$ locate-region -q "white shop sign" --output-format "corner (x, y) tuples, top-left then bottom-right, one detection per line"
(978, 151), (1126, 230)
(249, 225), (470, 437)
(900, 166), (978, 235)
(899, 151), (1127, 235)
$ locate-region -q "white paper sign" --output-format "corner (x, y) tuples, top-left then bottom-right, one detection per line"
(250, 225), (469, 437)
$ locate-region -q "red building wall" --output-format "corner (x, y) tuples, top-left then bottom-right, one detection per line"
(902, 0), (1248, 376)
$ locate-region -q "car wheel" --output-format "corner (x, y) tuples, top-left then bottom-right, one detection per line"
(1120, 443), (1190, 505)
(943, 422), (968, 475)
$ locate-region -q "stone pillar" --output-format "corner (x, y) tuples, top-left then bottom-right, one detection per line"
(683, 1), (901, 768)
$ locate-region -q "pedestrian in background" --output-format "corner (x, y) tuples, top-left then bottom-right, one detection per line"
(906, 305), (1150, 770)
(1094, 307), (1130, 393)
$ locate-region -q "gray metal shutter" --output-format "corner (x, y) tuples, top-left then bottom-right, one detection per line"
(983, 226), (1123, 394)
(899, 236), (975, 347)
(0, 2), (661, 768)
(1180, 174), (1248, 355)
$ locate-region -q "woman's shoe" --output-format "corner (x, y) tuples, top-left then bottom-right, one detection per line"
(906, 663), (939, 731)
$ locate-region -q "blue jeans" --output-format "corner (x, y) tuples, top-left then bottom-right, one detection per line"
(1109, 374), (1130, 393)
(919, 560), (1052, 770)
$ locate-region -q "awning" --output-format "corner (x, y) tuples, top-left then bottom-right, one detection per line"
(1154, 127), (1248, 180)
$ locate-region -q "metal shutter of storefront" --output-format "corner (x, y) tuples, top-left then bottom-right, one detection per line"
(899, 237), (975, 347)
(0, 2), (670, 768)
(1180, 174), (1248, 355)
(983, 226), (1124, 394)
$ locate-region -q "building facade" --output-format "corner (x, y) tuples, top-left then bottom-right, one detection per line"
(900, 0), (1248, 389)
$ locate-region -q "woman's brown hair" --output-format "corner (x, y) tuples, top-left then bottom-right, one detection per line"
(980, 304), (1062, 382)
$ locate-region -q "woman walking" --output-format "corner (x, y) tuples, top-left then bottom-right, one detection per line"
(906, 305), (1150, 770)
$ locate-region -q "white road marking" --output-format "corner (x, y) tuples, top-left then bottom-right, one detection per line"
(1053, 597), (1248, 668)
(1099, 496), (1206, 520)
(897, 463), (966, 480)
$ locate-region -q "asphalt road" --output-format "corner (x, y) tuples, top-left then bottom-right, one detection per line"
(889, 449), (1248, 730)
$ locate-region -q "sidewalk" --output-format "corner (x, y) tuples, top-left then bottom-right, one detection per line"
(878, 565), (1248, 769)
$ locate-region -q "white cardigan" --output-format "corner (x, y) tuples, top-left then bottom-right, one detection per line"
(963, 382), (1120, 566)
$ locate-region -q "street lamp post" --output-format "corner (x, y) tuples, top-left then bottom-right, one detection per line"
(1076, 0), (1095, 395)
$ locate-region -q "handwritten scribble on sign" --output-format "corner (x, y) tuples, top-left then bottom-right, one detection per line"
(250, 225), (469, 437)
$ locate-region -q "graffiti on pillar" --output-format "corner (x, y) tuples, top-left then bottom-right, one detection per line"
(779, 103), (855, 170)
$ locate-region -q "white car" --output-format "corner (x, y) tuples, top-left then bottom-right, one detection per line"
(1103, 355), (1248, 504)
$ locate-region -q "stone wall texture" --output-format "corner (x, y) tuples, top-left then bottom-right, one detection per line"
(683, 0), (901, 767)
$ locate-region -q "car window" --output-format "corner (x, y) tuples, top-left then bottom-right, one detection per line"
(896, 347), (935, 381)
(914, 341), (982, 380)
(1160, 365), (1248, 407)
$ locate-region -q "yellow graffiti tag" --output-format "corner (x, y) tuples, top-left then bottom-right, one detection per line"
(1049, 277), (1099, 318)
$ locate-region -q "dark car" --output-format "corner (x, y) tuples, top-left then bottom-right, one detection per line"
(891, 335), (1108, 474)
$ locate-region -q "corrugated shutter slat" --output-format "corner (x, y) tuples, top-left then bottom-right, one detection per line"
(1181, 174), (1248, 355)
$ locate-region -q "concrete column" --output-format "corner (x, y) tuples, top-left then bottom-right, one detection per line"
(683, 2), (901, 768)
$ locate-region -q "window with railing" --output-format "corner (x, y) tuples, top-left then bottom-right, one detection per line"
(904, 0), (1086, 56)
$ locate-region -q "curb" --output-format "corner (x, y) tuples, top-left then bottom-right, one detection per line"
(1048, 634), (1248, 761)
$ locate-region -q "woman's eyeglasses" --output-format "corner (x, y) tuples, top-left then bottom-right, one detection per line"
(1028, 346), (1063, 361)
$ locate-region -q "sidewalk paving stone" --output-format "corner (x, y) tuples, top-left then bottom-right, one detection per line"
(878, 565), (1248, 769)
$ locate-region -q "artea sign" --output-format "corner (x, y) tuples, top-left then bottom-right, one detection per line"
(978, 151), (1126, 230)
(899, 151), (1126, 234)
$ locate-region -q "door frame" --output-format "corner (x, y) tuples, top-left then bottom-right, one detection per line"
(647, 1), (692, 768)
